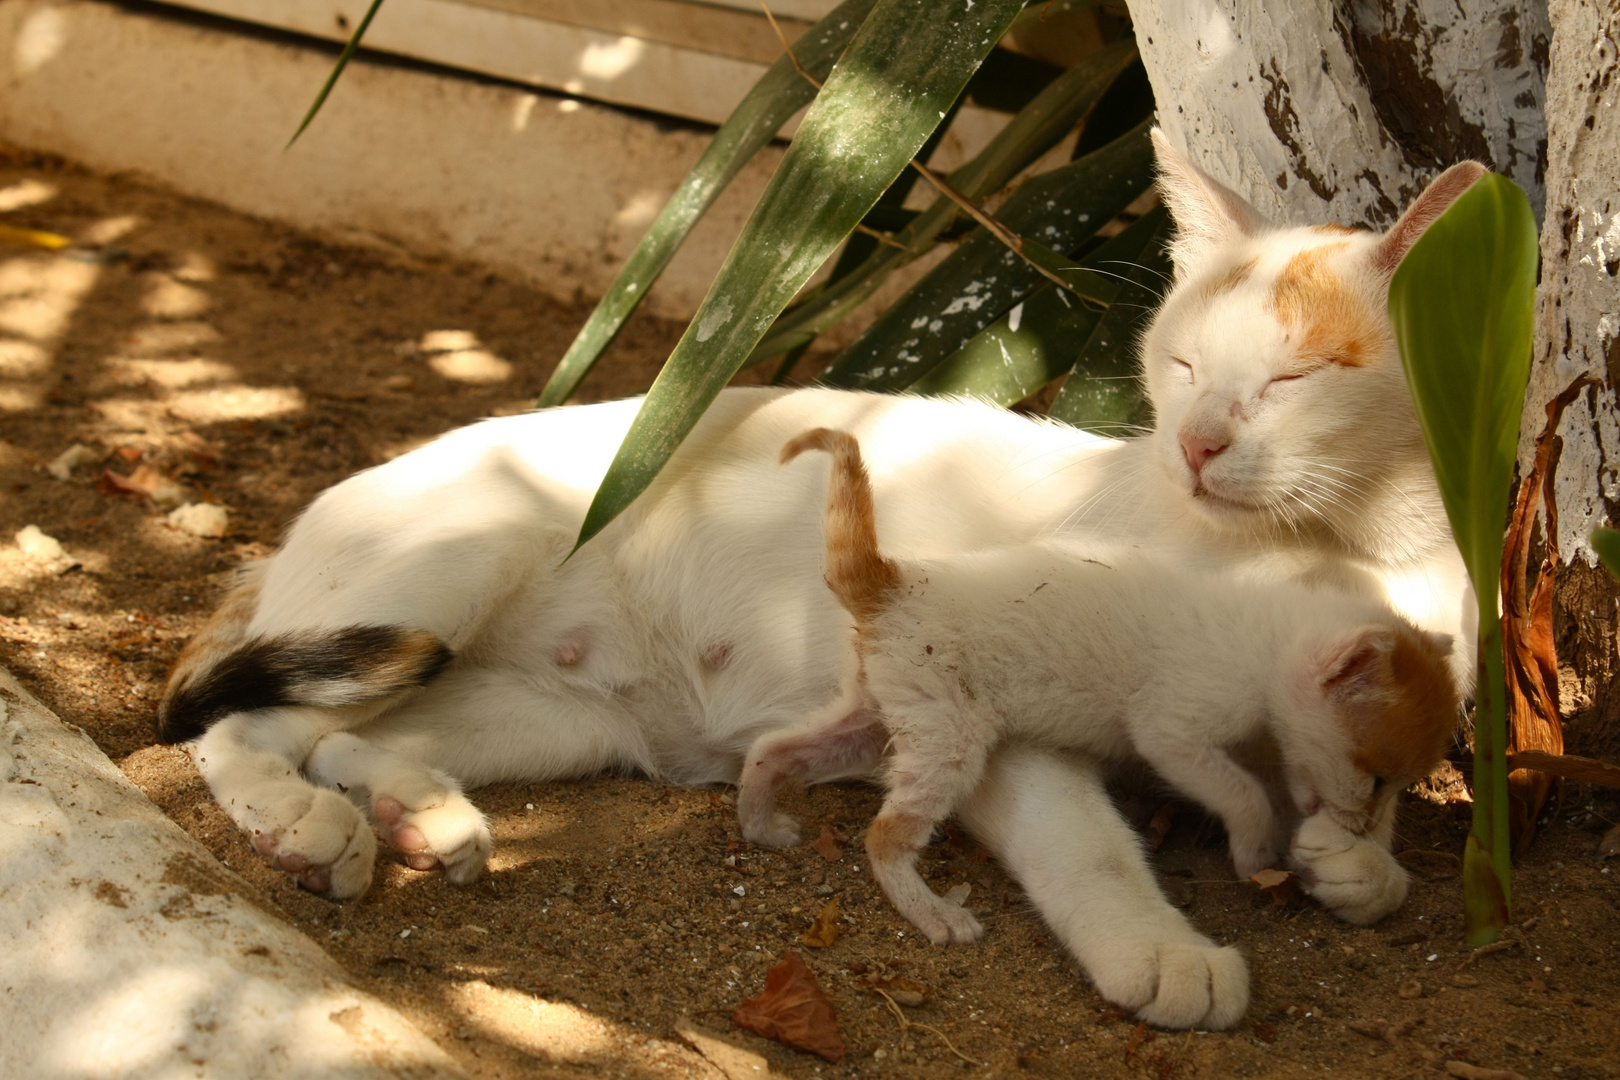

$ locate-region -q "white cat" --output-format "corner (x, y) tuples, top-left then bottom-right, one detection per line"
(158, 133), (1483, 1030)
(738, 428), (1458, 966)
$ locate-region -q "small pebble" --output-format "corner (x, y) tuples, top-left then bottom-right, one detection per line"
(47, 444), (97, 480)
(1397, 979), (1423, 999)
(15, 525), (66, 562)
(167, 502), (229, 538)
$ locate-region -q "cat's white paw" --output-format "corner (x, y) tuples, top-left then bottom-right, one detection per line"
(899, 893), (984, 946)
(742, 811), (801, 850)
(1290, 813), (1408, 925)
(1229, 830), (1285, 879)
(244, 784), (376, 898)
(1088, 933), (1250, 1030)
(374, 789), (493, 885)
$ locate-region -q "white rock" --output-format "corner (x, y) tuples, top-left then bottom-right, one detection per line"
(166, 502), (229, 538)
(0, 668), (464, 1079)
(47, 444), (98, 480)
(15, 524), (65, 562)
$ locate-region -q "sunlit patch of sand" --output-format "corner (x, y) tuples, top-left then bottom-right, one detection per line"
(0, 383), (45, 412)
(444, 980), (715, 1075)
(0, 178), (57, 213)
(118, 321), (221, 356)
(419, 329), (512, 384)
(107, 357), (237, 390)
(0, 255), (99, 342)
(167, 385), (304, 423)
(78, 215), (141, 247)
(141, 275), (210, 320)
(0, 339), (49, 378)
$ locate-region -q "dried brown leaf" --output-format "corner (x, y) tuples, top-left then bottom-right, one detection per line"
(1145, 801), (1178, 851)
(811, 825), (843, 861)
(797, 897), (840, 948)
(1445, 1061), (1529, 1080)
(732, 952), (845, 1063)
(1249, 868), (1304, 907)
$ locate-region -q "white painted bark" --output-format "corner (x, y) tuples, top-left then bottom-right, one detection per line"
(1520, 0), (1620, 568)
(0, 670), (464, 1080)
(1127, 0), (1549, 227)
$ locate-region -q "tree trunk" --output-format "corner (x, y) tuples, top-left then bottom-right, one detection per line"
(1519, 0), (1620, 762)
(1127, 0), (1549, 226)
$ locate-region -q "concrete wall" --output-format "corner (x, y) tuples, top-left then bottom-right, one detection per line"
(0, 0), (785, 322)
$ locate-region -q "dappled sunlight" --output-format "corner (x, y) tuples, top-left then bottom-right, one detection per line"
(615, 190), (664, 230)
(78, 214), (140, 247)
(447, 981), (618, 1063)
(167, 384), (305, 423)
(0, 253), (99, 341)
(0, 383), (45, 412)
(578, 35), (645, 81)
(140, 273), (211, 319)
(13, 5), (65, 75)
(0, 178), (58, 213)
(108, 356), (239, 390)
(0, 338), (49, 378)
(119, 319), (222, 355)
(420, 328), (513, 384)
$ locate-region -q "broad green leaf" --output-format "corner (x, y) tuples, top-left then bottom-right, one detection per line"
(536, 0), (876, 407)
(287, 0), (386, 148)
(575, 0), (1027, 552)
(1593, 527), (1620, 580)
(1389, 172), (1538, 945)
(910, 206), (1167, 407)
(822, 118), (1153, 390)
(748, 40), (1139, 363)
(1047, 206), (1171, 430)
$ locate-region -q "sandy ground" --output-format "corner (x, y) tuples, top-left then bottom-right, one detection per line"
(2, 146), (1618, 1080)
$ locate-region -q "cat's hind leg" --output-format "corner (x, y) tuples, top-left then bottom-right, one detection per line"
(306, 733), (493, 884)
(865, 715), (992, 946)
(192, 709), (376, 898)
(737, 690), (883, 849)
(959, 744), (1250, 1030)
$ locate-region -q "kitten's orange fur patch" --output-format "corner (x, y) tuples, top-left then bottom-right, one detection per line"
(1349, 626), (1460, 786)
(782, 429), (900, 624)
(1200, 257), (1259, 300)
(1267, 243), (1383, 368)
(866, 811), (932, 863)
(165, 569), (262, 702)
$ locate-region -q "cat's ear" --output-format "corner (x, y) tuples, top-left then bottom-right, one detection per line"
(1369, 162), (1489, 277)
(1316, 626), (1398, 699)
(1151, 127), (1265, 276)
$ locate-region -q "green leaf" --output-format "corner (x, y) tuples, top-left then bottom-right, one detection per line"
(821, 117), (1153, 391)
(1389, 172), (1538, 945)
(286, 0), (387, 149)
(1047, 206), (1171, 430)
(536, 0), (877, 408)
(747, 39), (1139, 364)
(574, 0), (1027, 553)
(909, 205), (1167, 408)
(1592, 527), (1620, 580)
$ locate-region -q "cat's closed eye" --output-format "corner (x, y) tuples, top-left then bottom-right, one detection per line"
(1172, 357), (1195, 383)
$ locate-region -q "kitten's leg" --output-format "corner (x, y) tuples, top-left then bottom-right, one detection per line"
(864, 721), (991, 946)
(1289, 812), (1409, 925)
(191, 708), (377, 898)
(737, 691), (882, 849)
(958, 745), (1250, 1031)
(1131, 732), (1281, 877)
(306, 732), (493, 885)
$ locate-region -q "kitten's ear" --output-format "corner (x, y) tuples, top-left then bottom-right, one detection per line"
(1317, 627), (1398, 699)
(1151, 127), (1265, 276)
(1369, 162), (1489, 277)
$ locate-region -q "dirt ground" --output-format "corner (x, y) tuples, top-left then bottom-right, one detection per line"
(2, 147), (1618, 1080)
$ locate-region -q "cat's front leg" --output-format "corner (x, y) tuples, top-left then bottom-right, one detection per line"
(1131, 731), (1281, 877)
(306, 732), (492, 884)
(192, 709), (376, 898)
(1289, 812), (1408, 925)
(958, 744), (1249, 1030)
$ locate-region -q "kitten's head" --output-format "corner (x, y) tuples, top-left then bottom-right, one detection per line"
(1139, 130), (1486, 559)
(1281, 620), (1460, 832)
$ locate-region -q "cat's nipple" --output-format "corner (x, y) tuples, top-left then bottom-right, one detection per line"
(556, 641), (586, 666)
(702, 642), (732, 671)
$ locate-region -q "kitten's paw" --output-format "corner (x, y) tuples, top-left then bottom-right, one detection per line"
(373, 787), (492, 886)
(246, 786), (376, 899)
(1088, 934), (1250, 1030)
(742, 811), (801, 850)
(1290, 814), (1408, 925)
(1229, 834), (1284, 879)
(901, 895), (984, 946)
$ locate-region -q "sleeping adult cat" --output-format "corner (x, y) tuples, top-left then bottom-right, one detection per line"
(158, 132), (1481, 1030)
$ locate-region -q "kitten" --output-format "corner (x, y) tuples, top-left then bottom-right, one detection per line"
(156, 134), (1485, 1030)
(738, 429), (1460, 948)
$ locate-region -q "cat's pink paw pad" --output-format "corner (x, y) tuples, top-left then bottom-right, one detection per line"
(372, 790), (492, 885)
(243, 787), (376, 900)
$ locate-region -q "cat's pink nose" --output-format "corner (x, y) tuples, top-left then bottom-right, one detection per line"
(1180, 433), (1229, 478)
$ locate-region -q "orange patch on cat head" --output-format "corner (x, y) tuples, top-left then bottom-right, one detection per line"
(1199, 256), (1259, 301)
(1313, 223), (1366, 236)
(1333, 625), (1460, 789)
(1266, 243), (1384, 368)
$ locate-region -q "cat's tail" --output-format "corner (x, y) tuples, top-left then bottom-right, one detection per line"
(781, 428), (900, 625)
(157, 566), (453, 743)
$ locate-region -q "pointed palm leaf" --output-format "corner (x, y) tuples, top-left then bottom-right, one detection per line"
(574, 0), (1027, 552)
